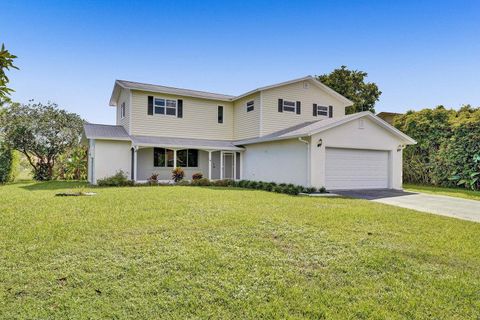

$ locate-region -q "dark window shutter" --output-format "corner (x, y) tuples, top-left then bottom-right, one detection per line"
(147, 96), (153, 115)
(218, 106), (223, 123)
(296, 101), (301, 114)
(278, 99), (283, 112)
(328, 105), (333, 118)
(177, 99), (183, 118)
(313, 104), (317, 117)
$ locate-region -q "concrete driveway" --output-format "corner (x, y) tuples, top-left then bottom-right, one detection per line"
(335, 189), (480, 223)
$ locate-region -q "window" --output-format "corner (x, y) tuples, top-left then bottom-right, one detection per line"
(218, 106), (223, 123)
(316, 105), (328, 116)
(283, 100), (296, 112)
(154, 98), (177, 116)
(246, 100), (254, 112)
(154, 148), (198, 168)
(154, 148), (174, 167)
(120, 102), (126, 118)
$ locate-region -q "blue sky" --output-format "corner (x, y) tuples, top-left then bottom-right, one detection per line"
(2, 0), (479, 124)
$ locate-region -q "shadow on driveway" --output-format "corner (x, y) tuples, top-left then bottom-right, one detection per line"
(334, 189), (418, 200)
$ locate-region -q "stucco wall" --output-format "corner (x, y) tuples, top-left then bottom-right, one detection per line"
(243, 139), (308, 185)
(92, 139), (131, 184)
(309, 117), (404, 189)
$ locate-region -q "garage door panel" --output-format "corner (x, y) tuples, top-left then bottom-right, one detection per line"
(325, 148), (389, 190)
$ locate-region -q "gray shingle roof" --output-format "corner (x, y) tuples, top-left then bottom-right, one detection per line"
(131, 135), (243, 151)
(83, 123), (130, 140)
(116, 80), (236, 101)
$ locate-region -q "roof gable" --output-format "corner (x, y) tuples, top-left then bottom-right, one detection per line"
(235, 112), (416, 145)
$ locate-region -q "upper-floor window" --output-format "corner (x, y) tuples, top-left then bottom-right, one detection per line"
(120, 102), (126, 118)
(316, 105), (328, 116)
(154, 98), (177, 116)
(246, 100), (254, 112)
(282, 100), (296, 112)
(218, 106), (223, 123)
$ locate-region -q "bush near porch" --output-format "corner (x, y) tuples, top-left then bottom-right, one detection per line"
(1, 181), (479, 319)
(394, 105), (480, 190)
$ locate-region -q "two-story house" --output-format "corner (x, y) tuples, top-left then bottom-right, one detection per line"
(83, 76), (415, 190)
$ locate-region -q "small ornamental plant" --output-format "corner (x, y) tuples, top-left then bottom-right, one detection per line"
(148, 172), (159, 185)
(171, 167), (184, 182)
(192, 172), (203, 180)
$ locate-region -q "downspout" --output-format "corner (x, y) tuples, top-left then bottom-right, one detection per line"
(298, 137), (310, 186)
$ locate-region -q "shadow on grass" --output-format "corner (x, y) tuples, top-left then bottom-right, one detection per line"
(20, 180), (89, 191)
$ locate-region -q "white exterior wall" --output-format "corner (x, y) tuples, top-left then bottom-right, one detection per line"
(260, 79), (346, 136)
(243, 139), (308, 185)
(91, 139), (132, 184)
(309, 117), (404, 190)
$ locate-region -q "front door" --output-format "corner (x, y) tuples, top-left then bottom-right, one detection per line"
(222, 153), (234, 179)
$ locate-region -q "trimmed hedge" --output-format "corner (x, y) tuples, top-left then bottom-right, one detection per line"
(394, 105), (480, 190)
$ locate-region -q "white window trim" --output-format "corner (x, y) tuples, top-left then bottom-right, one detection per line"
(282, 99), (297, 113)
(154, 97), (177, 117)
(246, 100), (254, 112)
(316, 105), (328, 117)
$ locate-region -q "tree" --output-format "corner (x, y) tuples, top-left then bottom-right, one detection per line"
(0, 101), (84, 180)
(316, 66), (381, 114)
(0, 43), (18, 102)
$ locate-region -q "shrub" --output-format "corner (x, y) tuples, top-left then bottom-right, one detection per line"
(0, 142), (18, 184)
(303, 187), (317, 194)
(394, 105), (480, 190)
(319, 186), (327, 193)
(177, 180), (191, 186)
(192, 172), (203, 180)
(171, 167), (184, 182)
(97, 170), (134, 187)
(247, 181), (259, 189)
(263, 182), (276, 192)
(148, 172), (159, 185)
(237, 180), (249, 188)
(213, 179), (235, 187)
(273, 185), (285, 193)
(191, 178), (211, 186)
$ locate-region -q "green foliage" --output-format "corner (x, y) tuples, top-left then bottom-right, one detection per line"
(55, 145), (88, 180)
(316, 66), (381, 114)
(212, 179), (235, 187)
(0, 43), (18, 101)
(0, 140), (17, 183)
(394, 105), (480, 190)
(171, 167), (185, 182)
(192, 172), (203, 180)
(0, 101), (84, 180)
(190, 178), (211, 186)
(97, 170), (134, 187)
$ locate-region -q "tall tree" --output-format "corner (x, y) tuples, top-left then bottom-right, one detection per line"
(316, 66), (381, 114)
(0, 43), (18, 102)
(0, 102), (84, 180)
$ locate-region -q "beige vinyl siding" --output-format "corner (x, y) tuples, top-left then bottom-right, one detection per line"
(260, 80), (346, 136)
(116, 88), (130, 133)
(130, 90), (234, 140)
(233, 93), (261, 140)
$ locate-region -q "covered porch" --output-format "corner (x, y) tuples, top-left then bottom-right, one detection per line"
(130, 135), (244, 182)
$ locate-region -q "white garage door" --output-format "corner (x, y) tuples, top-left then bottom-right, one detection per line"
(325, 148), (389, 190)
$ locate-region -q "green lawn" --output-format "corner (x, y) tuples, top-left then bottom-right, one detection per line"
(404, 183), (480, 201)
(1, 181), (479, 319)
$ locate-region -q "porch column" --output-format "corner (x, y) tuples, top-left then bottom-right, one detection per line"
(173, 149), (177, 168)
(239, 151), (243, 180)
(133, 146), (138, 182)
(233, 151), (237, 180)
(220, 151), (224, 180)
(208, 150), (212, 180)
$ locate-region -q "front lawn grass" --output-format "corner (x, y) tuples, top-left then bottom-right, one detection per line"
(1, 181), (479, 319)
(404, 183), (480, 201)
